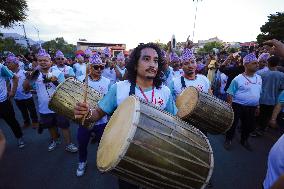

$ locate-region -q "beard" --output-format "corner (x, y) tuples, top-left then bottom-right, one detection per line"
(146, 76), (155, 80)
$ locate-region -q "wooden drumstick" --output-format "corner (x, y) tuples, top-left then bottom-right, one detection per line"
(81, 63), (89, 125)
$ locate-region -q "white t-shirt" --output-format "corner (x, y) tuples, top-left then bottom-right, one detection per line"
(78, 75), (111, 125)
(52, 65), (75, 77)
(73, 63), (86, 79)
(227, 74), (262, 106)
(170, 74), (211, 99)
(171, 68), (184, 79)
(35, 69), (65, 114)
(11, 70), (32, 100)
(116, 66), (126, 80)
(116, 80), (171, 109)
(102, 67), (117, 86)
(263, 134), (284, 189)
(220, 73), (228, 94)
(18, 61), (25, 70)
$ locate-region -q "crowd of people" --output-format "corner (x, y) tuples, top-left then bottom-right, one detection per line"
(1, 38), (284, 189)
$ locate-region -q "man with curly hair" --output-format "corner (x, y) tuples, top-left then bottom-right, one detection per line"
(74, 43), (177, 189)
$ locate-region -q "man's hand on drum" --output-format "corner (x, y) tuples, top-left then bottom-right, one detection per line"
(74, 102), (90, 120)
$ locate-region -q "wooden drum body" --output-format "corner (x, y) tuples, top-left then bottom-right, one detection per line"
(48, 78), (103, 128)
(97, 96), (214, 189)
(176, 87), (234, 135)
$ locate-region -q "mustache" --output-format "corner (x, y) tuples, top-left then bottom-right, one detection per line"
(145, 67), (157, 73)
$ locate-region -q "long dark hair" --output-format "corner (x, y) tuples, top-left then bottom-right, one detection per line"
(126, 43), (164, 89)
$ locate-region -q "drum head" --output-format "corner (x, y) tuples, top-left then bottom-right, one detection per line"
(97, 96), (140, 172)
(176, 87), (199, 119)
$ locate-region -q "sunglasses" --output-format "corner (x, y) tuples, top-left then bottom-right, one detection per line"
(92, 65), (105, 70)
(56, 58), (64, 60)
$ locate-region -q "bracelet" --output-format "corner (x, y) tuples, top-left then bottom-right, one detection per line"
(85, 108), (93, 120)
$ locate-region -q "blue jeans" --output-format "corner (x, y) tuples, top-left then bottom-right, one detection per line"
(77, 123), (107, 162)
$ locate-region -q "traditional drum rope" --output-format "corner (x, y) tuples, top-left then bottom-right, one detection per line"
(124, 153), (207, 182)
(82, 63), (90, 125)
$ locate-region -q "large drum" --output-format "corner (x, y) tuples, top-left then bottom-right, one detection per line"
(48, 78), (103, 128)
(176, 87), (234, 135)
(97, 96), (214, 189)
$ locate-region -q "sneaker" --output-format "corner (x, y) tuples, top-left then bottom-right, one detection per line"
(224, 140), (232, 150)
(18, 138), (25, 148)
(48, 141), (57, 152)
(76, 162), (87, 177)
(240, 140), (253, 152)
(65, 143), (78, 153)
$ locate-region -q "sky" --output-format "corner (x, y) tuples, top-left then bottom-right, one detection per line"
(1, 0), (283, 49)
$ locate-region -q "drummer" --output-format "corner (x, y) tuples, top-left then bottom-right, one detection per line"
(169, 47), (211, 100)
(23, 48), (78, 153)
(74, 43), (177, 188)
(75, 54), (111, 177)
(52, 50), (75, 78)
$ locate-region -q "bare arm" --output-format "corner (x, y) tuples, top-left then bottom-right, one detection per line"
(227, 94), (233, 106)
(9, 75), (19, 98)
(264, 39), (284, 58)
(74, 102), (106, 126)
(269, 103), (283, 128)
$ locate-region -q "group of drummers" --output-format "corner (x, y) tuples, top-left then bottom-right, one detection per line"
(1, 38), (284, 189)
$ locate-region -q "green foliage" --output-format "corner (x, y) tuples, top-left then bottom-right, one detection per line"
(42, 37), (76, 57)
(0, 37), (28, 55)
(203, 41), (223, 53)
(257, 12), (284, 43)
(0, 0), (28, 27)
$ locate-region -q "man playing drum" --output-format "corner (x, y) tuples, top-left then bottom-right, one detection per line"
(23, 48), (78, 153)
(75, 54), (111, 177)
(74, 43), (177, 189)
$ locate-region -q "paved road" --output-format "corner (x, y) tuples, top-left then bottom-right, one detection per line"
(0, 99), (282, 189)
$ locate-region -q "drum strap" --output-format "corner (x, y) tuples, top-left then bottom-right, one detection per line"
(181, 76), (186, 89)
(129, 82), (136, 96)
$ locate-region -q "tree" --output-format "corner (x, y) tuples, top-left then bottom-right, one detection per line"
(257, 12), (284, 43)
(0, 37), (28, 55)
(42, 37), (76, 57)
(203, 41), (223, 53)
(0, 0), (28, 28)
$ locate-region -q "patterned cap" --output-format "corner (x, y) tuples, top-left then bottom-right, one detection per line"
(55, 50), (65, 58)
(75, 54), (84, 61)
(181, 48), (195, 63)
(36, 48), (51, 59)
(89, 54), (103, 65)
(258, 53), (270, 62)
(117, 52), (125, 61)
(84, 48), (93, 56)
(103, 47), (111, 57)
(6, 53), (19, 64)
(170, 52), (180, 62)
(243, 53), (257, 65)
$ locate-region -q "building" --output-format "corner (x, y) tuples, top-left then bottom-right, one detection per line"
(76, 41), (127, 57)
(198, 37), (223, 48)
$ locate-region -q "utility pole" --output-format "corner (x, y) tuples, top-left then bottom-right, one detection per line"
(21, 24), (31, 52)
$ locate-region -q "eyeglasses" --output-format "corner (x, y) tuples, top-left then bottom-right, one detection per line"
(92, 65), (105, 70)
